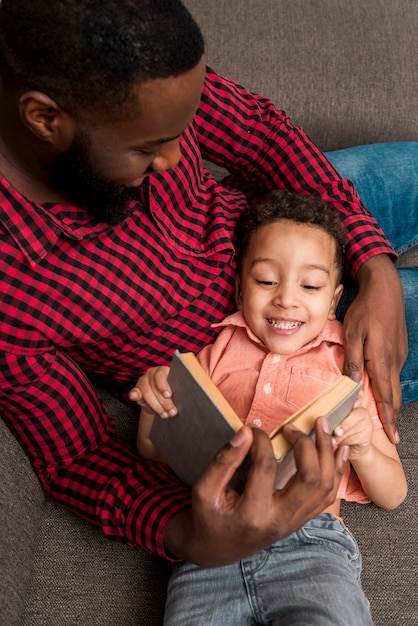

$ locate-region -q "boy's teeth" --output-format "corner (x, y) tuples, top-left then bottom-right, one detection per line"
(269, 319), (302, 329)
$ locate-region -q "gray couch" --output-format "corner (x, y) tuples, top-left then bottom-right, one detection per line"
(1, 1), (417, 624)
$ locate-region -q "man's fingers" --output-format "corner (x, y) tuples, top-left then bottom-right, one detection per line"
(314, 418), (348, 490)
(342, 259), (407, 445)
(343, 340), (364, 384)
(363, 352), (400, 444)
(237, 428), (277, 503)
(194, 426), (254, 503)
(372, 395), (400, 444)
(284, 420), (330, 485)
(281, 418), (348, 511)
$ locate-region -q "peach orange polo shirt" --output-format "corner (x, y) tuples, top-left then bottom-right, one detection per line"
(197, 311), (382, 503)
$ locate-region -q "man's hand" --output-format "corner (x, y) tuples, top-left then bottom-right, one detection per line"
(342, 254), (407, 444)
(163, 420), (348, 567)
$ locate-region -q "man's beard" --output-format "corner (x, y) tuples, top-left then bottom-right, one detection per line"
(50, 132), (138, 224)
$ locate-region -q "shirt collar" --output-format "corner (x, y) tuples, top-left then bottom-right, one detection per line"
(0, 173), (128, 266)
(213, 310), (344, 352)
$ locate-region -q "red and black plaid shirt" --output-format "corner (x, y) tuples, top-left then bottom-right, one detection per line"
(0, 67), (393, 558)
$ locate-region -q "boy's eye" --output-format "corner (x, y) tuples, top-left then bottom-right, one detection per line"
(256, 280), (277, 286)
(302, 284), (321, 291)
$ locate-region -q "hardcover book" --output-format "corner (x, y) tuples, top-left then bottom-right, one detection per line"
(150, 350), (362, 490)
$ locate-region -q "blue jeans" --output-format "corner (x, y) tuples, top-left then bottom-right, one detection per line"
(325, 142), (418, 404)
(164, 514), (373, 625)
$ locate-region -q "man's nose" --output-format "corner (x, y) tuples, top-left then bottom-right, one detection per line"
(150, 139), (181, 172)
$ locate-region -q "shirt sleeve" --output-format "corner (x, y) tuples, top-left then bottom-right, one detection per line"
(193, 66), (395, 277)
(0, 347), (191, 559)
(359, 368), (382, 430)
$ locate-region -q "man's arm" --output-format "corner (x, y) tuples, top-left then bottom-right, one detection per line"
(0, 348), (192, 557)
(194, 67), (396, 276)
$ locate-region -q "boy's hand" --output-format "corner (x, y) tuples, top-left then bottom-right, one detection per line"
(128, 366), (178, 418)
(332, 405), (373, 460)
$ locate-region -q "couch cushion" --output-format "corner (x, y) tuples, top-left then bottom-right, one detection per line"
(21, 388), (171, 626)
(22, 500), (171, 626)
(0, 419), (44, 626)
(184, 0), (418, 151)
(341, 401), (418, 625)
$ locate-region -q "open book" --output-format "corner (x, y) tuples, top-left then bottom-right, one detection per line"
(150, 350), (362, 490)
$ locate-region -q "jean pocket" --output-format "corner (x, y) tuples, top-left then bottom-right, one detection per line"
(300, 515), (361, 564)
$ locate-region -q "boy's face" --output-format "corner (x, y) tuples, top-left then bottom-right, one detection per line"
(237, 219), (343, 355)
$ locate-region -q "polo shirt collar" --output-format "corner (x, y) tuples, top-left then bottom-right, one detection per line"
(214, 310), (344, 351)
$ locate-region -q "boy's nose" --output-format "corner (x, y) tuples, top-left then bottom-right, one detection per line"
(273, 282), (297, 308)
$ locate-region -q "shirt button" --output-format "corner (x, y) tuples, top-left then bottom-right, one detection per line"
(253, 418), (262, 428)
(273, 354), (281, 363)
(263, 382), (272, 395)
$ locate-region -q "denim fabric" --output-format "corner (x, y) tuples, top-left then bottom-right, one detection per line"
(325, 143), (418, 255)
(325, 143), (418, 403)
(164, 514), (373, 626)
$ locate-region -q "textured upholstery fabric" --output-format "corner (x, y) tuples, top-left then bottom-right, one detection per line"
(0, 419), (44, 626)
(341, 401), (418, 626)
(21, 388), (172, 626)
(186, 0), (418, 151)
(1, 1), (417, 625)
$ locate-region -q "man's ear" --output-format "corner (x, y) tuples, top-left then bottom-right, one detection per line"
(18, 91), (75, 148)
(328, 283), (344, 320)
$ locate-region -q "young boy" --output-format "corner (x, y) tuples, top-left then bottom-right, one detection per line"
(130, 189), (407, 625)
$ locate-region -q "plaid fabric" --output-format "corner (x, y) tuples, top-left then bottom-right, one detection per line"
(0, 66), (393, 558)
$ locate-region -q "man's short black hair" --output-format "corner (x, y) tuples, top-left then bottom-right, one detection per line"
(0, 0), (204, 118)
(236, 189), (347, 282)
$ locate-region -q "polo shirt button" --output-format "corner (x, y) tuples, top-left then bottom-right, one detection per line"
(263, 382), (272, 394)
(253, 418), (262, 428)
(273, 354), (281, 363)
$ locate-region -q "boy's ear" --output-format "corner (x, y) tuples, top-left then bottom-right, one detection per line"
(328, 283), (344, 320)
(235, 275), (243, 309)
(18, 91), (75, 148)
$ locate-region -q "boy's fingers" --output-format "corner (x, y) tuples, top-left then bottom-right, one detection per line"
(154, 366), (172, 396)
(129, 387), (146, 404)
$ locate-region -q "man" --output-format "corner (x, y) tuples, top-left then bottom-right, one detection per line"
(0, 0), (411, 566)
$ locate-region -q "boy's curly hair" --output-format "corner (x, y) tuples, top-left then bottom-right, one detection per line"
(236, 189), (347, 282)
